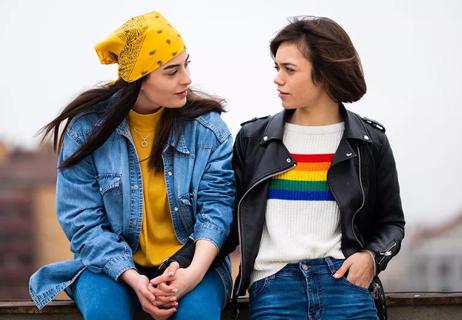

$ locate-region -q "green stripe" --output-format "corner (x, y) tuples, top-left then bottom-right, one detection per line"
(271, 179), (329, 191)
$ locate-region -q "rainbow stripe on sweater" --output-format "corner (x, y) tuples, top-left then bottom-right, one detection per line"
(268, 153), (335, 201)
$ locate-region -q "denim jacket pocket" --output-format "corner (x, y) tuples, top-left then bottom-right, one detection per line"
(97, 174), (121, 195)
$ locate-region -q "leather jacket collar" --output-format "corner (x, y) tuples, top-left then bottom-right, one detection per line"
(261, 103), (373, 145)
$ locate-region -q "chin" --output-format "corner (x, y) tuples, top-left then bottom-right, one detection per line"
(169, 99), (187, 109)
(281, 102), (297, 110)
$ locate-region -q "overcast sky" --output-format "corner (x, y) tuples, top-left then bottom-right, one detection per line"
(1, 0), (461, 226)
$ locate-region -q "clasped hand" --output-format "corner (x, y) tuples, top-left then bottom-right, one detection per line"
(136, 261), (203, 319)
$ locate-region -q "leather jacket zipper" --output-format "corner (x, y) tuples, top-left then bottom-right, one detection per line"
(378, 241), (397, 264)
(352, 144), (365, 247)
(234, 163), (296, 296)
(327, 144), (365, 248)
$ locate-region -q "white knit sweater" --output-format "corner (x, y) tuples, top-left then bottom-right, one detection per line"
(251, 122), (345, 284)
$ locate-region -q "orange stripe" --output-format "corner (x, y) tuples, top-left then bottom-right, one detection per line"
(295, 162), (330, 171)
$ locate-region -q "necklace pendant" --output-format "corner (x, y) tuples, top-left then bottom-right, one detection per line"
(141, 138), (148, 148)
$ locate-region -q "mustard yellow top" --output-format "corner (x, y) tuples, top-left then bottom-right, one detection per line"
(128, 108), (182, 266)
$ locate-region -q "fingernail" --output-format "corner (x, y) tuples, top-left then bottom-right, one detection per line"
(173, 288), (178, 293)
(333, 273), (339, 278)
(168, 271), (174, 276)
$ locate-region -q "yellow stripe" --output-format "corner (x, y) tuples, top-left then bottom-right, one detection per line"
(296, 162), (330, 171)
(276, 170), (327, 181)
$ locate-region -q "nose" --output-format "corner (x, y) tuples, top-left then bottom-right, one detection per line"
(180, 67), (192, 86)
(273, 71), (284, 86)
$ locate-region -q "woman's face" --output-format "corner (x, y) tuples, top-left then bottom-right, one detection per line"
(273, 42), (326, 110)
(134, 51), (192, 113)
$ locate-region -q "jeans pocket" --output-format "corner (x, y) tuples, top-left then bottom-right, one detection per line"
(338, 276), (371, 293)
(249, 277), (268, 299)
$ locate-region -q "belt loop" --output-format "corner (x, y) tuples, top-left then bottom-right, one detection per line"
(324, 257), (336, 274)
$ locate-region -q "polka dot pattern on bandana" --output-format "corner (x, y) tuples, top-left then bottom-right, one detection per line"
(95, 11), (186, 82)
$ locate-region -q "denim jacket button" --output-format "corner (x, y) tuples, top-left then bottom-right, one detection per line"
(133, 184), (139, 190)
(174, 207), (179, 211)
(168, 171), (173, 176)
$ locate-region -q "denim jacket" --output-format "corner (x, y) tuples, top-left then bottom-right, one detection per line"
(29, 99), (235, 309)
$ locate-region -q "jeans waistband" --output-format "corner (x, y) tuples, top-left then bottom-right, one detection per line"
(285, 257), (344, 275)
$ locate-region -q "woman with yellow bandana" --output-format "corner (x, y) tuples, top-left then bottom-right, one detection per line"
(29, 11), (234, 320)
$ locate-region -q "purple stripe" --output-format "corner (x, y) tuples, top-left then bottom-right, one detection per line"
(268, 189), (334, 201)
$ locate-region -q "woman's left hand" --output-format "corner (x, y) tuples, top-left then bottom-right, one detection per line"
(333, 251), (374, 289)
(151, 267), (204, 300)
(157, 266), (204, 300)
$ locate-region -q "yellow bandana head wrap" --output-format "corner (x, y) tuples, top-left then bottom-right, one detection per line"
(95, 11), (186, 83)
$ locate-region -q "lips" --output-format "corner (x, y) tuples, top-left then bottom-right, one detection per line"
(175, 89), (188, 97)
(278, 90), (289, 98)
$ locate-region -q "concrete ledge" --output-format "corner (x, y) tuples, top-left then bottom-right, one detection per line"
(1, 293), (462, 319)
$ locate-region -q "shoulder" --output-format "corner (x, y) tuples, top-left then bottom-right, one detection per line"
(361, 116), (386, 133)
(351, 112), (391, 152)
(238, 115), (271, 138)
(66, 100), (108, 144)
(193, 111), (231, 143)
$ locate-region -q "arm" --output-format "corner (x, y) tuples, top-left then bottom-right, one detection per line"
(217, 128), (246, 259)
(190, 134), (235, 249)
(57, 130), (134, 280)
(364, 134), (406, 274)
(152, 134), (235, 297)
(335, 134), (405, 287)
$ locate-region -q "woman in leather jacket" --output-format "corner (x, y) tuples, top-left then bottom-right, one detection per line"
(222, 16), (405, 319)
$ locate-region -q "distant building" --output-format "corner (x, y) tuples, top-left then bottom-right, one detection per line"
(380, 213), (462, 292)
(0, 142), (72, 299)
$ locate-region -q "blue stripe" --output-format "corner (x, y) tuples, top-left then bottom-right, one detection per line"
(268, 189), (335, 201)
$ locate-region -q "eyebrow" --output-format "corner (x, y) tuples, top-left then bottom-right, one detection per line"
(163, 54), (190, 70)
(275, 61), (297, 68)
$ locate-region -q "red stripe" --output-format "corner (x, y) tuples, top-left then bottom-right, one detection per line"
(291, 153), (334, 163)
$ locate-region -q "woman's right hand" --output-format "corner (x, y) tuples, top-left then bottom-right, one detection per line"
(120, 269), (177, 319)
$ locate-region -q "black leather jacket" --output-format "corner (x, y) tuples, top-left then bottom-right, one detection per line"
(220, 104), (405, 298)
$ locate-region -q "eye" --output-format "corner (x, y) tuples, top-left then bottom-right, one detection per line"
(285, 67), (295, 74)
(168, 69), (178, 76)
(185, 60), (191, 67)
(274, 65), (280, 71)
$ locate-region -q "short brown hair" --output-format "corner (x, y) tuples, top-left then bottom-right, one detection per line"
(270, 16), (366, 103)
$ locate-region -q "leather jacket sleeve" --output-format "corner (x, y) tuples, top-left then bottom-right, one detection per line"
(364, 134), (405, 273)
(156, 239), (196, 275)
(216, 128), (247, 259)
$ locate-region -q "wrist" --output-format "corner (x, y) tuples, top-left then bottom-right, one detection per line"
(120, 268), (139, 288)
(362, 250), (377, 276)
(186, 264), (206, 284)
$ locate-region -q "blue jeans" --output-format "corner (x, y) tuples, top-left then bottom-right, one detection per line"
(71, 268), (225, 320)
(249, 258), (377, 320)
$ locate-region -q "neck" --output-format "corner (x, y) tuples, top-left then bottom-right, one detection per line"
(289, 96), (342, 126)
(133, 94), (162, 114)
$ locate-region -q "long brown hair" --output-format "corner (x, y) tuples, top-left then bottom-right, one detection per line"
(270, 16), (366, 103)
(40, 78), (225, 171)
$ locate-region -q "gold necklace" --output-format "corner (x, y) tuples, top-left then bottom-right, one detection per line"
(132, 126), (153, 148)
